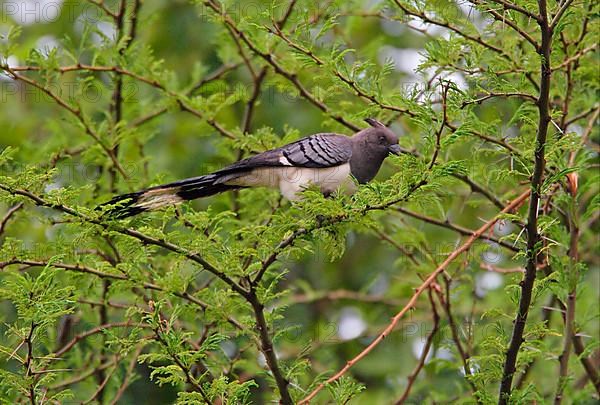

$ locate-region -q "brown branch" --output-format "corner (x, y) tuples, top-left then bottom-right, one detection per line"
(277, 0), (298, 26)
(0, 66), (130, 181)
(85, 0), (117, 19)
(287, 289), (402, 306)
(480, 263), (524, 273)
(0, 202), (23, 236)
(572, 334), (600, 395)
(558, 33), (575, 131)
(48, 357), (119, 390)
(110, 0), (129, 125)
(25, 322), (37, 405)
(252, 227), (307, 285)
(8, 64), (238, 140)
(564, 104), (600, 128)
(203, 0), (361, 132)
(77, 298), (130, 310)
(299, 189), (530, 404)
(573, 1), (593, 47)
(461, 91), (538, 108)
(454, 174), (506, 210)
(436, 277), (479, 397)
(428, 82), (450, 169)
(554, 137), (582, 404)
(445, 121), (523, 156)
(371, 227), (420, 265)
(226, 24), (257, 79)
(54, 322), (148, 358)
(550, 0), (575, 29)
(498, 0), (552, 401)
(131, 62), (241, 127)
(395, 289), (440, 404)
(108, 0), (141, 190)
(246, 290), (293, 404)
(153, 327), (211, 403)
(552, 43), (598, 71)
(490, 0), (542, 20)
(395, 207), (519, 252)
(82, 355), (120, 405)
(469, 0), (540, 50)
(108, 345), (145, 405)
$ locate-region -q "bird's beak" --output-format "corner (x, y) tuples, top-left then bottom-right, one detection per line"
(388, 144), (401, 155)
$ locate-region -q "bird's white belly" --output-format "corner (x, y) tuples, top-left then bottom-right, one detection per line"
(226, 163), (354, 200)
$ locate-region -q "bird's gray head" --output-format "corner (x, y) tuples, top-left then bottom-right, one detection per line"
(349, 118), (400, 184)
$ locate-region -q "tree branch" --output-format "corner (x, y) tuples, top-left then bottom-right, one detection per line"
(469, 0), (540, 50)
(490, 0), (542, 20)
(0, 66), (130, 181)
(246, 290), (293, 404)
(395, 289), (440, 404)
(461, 91), (538, 108)
(202, 0), (361, 132)
(300, 189), (530, 404)
(498, 0), (552, 401)
(0, 202), (24, 237)
(395, 207), (519, 252)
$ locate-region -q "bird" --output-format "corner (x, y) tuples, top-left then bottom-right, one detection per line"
(102, 118), (400, 218)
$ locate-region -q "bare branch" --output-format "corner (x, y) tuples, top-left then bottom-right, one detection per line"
(469, 0), (540, 50)
(395, 289), (440, 404)
(0, 202), (24, 236)
(461, 91), (538, 107)
(490, 0), (542, 20)
(550, 0), (575, 29)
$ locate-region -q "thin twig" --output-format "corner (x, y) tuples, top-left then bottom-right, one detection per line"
(202, 0), (361, 132)
(108, 344), (145, 405)
(25, 322), (37, 405)
(395, 207), (519, 252)
(0, 202), (24, 236)
(428, 81), (450, 169)
(395, 289), (440, 404)
(0, 66), (130, 181)
(490, 0), (542, 20)
(469, 0), (540, 50)
(461, 91), (538, 108)
(54, 322), (149, 358)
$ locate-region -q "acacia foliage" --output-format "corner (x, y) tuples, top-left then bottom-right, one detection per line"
(0, 0), (598, 403)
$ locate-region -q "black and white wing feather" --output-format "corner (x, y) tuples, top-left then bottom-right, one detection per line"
(218, 133), (352, 171)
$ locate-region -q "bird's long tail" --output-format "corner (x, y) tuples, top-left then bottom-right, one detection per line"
(100, 173), (239, 218)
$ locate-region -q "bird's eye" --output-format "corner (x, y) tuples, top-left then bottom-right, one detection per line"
(378, 136), (386, 144)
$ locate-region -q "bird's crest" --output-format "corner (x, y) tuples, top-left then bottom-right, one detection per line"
(364, 118), (386, 128)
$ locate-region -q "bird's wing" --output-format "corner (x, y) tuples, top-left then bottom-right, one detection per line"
(218, 133), (353, 175)
(277, 133), (353, 168)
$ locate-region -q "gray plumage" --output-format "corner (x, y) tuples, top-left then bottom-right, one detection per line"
(102, 118), (400, 218)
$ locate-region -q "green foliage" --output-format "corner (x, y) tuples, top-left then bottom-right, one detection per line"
(0, 0), (598, 403)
